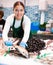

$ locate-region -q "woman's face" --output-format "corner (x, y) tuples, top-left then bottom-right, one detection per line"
(13, 5), (24, 20)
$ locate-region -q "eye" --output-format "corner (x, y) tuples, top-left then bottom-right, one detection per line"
(20, 9), (23, 11)
(15, 9), (18, 12)
(23, 52), (24, 53)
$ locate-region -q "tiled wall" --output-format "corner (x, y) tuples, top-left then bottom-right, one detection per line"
(0, 5), (53, 22)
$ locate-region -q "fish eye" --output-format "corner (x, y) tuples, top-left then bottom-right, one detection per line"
(23, 52), (24, 53)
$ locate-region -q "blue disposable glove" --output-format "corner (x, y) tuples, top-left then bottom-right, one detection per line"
(4, 41), (13, 46)
(19, 42), (28, 48)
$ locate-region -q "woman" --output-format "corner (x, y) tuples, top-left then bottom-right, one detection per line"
(0, 10), (5, 37)
(0, 10), (5, 30)
(2, 1), (31, 48)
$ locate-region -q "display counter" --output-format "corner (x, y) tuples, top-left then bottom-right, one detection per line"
(0, 38), (53, 65)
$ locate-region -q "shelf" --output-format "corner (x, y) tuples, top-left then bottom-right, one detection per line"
(33, 34), (53, 40)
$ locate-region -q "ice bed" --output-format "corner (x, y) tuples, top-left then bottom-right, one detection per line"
(0, 38), (53, 65)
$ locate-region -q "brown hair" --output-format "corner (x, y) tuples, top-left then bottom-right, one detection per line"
(0, 10), (4, 18)
(13, 1), (25, 10)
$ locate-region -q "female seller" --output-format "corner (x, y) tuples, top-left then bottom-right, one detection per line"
(2, 1), (31, 48)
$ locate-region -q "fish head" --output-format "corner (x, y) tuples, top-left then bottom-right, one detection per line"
(15, 46), (29, 58)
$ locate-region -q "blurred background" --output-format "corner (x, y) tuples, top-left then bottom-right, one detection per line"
(0, 0), (53, 36)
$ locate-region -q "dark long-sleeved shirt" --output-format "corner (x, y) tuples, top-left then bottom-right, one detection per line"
(0, 19), (5, 29)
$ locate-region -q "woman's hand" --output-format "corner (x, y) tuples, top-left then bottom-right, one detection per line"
(19, 42), (28, 48)
(4, 41), (13, 46)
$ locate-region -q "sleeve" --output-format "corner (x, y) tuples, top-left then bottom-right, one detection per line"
(2, 17), (12, 42)
(21, 17), (31, 43)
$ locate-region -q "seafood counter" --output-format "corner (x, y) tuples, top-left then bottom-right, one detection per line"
(0, 37), (53, 65)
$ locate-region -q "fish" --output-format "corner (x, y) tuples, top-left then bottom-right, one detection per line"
(14, 45), (29, 58)
(12, 39), (29, 58)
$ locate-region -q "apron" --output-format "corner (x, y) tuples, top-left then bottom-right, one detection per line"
(11, 16), (32, 39)
(11, 17), (24, 38)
